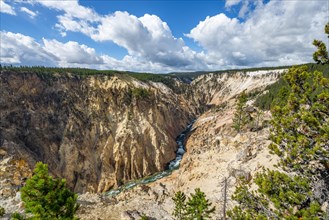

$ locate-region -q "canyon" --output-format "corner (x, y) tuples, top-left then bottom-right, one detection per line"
(0, 68), (288, 219)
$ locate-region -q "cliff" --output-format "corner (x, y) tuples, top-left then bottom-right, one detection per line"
(72, 69), (287, 219)
(0, 71), (195, 193)
(1, 68), (292, 219)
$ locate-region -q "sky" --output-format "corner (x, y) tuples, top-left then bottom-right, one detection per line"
(0, 0), (328, 73)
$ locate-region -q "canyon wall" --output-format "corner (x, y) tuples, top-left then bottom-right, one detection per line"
(0, 71), (195, 193)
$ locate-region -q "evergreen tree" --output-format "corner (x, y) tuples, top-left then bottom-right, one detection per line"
(20, 162), (79, 220)
(228, 65), (328, 219)
(232, 91), (248, 132)
(185, 188), (215, 220)
(172, 191), (187, 220)
(227, 170), (323, 219)
(313, 22), (329, 64)
(269, 65), (329, 173)
(229, 23), (329, 219)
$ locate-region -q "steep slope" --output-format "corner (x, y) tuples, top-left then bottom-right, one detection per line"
(190, 69), (286, 106)
(73, 69), (286, 219)
(0, 68), (290, 219)
(0, 71), (195, 193)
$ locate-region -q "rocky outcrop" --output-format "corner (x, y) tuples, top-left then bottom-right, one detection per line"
(0, 71), (195, 193)
(75, 99), (280, 220)
(74, 69), (285, 219)
(190, 69), (286, 106)
(0, 68), (289, 219)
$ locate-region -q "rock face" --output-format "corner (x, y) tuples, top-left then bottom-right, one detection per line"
(0, 68), (289, 219)
(0, 71), (195, 193)
(190, 69), (285, 106)
(73, 69), (285, 219)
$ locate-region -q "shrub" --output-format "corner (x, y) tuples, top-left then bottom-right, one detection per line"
(0, 206), (5, 217)
(131, 88), (150, 99)
(11, 212), (25, 220)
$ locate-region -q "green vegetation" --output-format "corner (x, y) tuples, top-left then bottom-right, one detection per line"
(229, 23), (329, 219)
(0, 65), (119, 77)
(0, 65), (183, 92)
(229, 65), (328, 219)
(269, 65), (329, 172)
(140, 214), (150, 220)
(11, 212), (25, 220)
(131, 88), (151, 99)
(20, 162), (79, 220)
(228, 170), (322, 219)
(0, 206), (5, 217)
(255, 23), (329, 110)
(127, 72), (176, 89)
(172, 188), (215, 220)
(313, 22), (329, 64)
(172, 191), (187, 220)
(232, 91), (249, 132)
(255, 63), (329, 110)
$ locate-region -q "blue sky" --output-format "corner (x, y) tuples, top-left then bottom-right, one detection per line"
(0, 0), (328, 72)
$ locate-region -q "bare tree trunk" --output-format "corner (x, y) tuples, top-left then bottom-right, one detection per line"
(223, 177), (227, 220)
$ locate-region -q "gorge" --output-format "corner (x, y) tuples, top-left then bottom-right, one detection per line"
(1, 66), (320, 219)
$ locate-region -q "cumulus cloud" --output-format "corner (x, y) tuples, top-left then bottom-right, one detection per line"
(0, 31), (105, 68)
(94, 12), (203, 68)
(0, 31), (56, 66)
(42, 39), (104, 65)
(34, 0), (99, 21)
(225, 0), (263, 18)
(2, 0), (328, 71)
(33, 0), (100, 38)
(55, 11), (204, 69)
(225, 0), (242, 7)
(0, 1), (16, 15)
(23, 1), (207, 70)
(0, 31), (198, 72)
(20, 7), (37, 18)
(187, 0), (328, 67)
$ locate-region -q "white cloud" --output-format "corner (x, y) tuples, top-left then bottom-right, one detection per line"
(187, 0), (328, 67)
(53, 10), (207, 70)
(3, 0), (328, 71)
(30, 0), (100, 38)
(0, 31), (200, 72)
(92, 13), (188, 64)
(20, 7), (37, 18)
(0, 0), (16, 15)
(0, 31), (56, 66)
(225, 0), (242, 7)
(42, 39), (104, 65)
(225, 0), (263, 18)
(0, 31), (106, 68)
(34, 0), (99, 21)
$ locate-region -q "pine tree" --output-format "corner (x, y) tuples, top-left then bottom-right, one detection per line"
(228, 21), (329, 220)
(228, 65), (329, 219)
(232, 91), (248, 132)
(269, 65), (329, 173)
(313, 22), (329, 64)
(227, 170), (323, 219)
(185, 188), (215, 220)
(20, 162), (79, 220)
(172, 191), (187, 220)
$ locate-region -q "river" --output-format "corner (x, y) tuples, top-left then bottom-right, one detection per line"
(105, 122), (194, 197)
